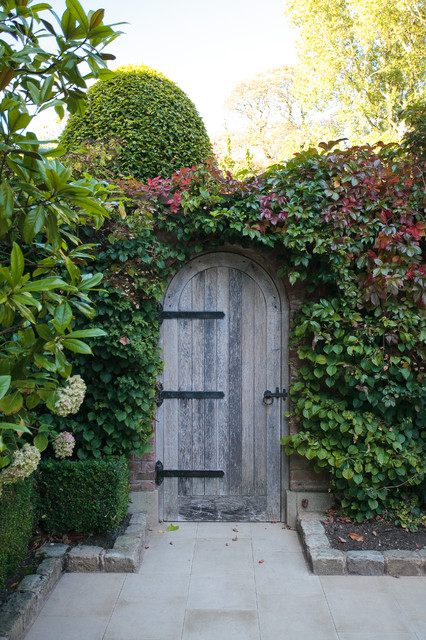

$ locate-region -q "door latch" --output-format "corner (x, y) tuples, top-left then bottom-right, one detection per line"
(263, 387), (288, 405)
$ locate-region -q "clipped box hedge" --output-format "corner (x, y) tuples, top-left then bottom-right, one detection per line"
(0, 476), (35, 589)
(36, 456), (130, 534)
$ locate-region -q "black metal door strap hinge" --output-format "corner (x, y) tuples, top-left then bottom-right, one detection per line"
(155, 460), (225, 486)
(156, 383), (224, 406)
(263, 387), (288, 405)
(159, 310), (225, 324)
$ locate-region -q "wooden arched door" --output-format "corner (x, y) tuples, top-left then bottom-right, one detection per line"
(157, 252), (288, 521)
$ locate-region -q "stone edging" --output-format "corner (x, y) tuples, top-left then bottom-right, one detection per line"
(0, 513), (148, 640)
(298, 513), (426, 576)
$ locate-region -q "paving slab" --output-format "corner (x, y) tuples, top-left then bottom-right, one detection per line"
(257, 593), (339, 640)
(320, 575), (423, 637)
(22, 521), (426, 640)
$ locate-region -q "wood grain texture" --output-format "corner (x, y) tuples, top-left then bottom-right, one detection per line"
(159, 252), (286, 522)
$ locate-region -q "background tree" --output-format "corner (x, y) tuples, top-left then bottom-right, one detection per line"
(0, 0), (119, 477)
(285, 0), (426, 143)
(220, 66), (342, 172)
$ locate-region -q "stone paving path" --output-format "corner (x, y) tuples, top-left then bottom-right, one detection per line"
(23, 522), (426, 640)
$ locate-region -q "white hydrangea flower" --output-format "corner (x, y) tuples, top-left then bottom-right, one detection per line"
(0, 444), (40, 494)
(54, 375), (86, 417)
(52, 431), (76, 459)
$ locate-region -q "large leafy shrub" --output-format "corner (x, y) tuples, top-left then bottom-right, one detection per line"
(36, 456), (130, 533)
(0, 475), (35, 589)
(61, 65), (213, 181)
(0, 0), (120, 474)
(40, 214), (174, 459)
(105, 145), (424, 523)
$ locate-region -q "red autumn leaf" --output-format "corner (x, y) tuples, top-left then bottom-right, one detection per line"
(258, 559), (264, 564)
(348, 533), (364, 542)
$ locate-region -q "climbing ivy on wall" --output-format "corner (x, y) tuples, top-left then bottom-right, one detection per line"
(54, 143), (425, 523)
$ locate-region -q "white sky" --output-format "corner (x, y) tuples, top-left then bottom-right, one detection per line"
(44, 0), (299, 139)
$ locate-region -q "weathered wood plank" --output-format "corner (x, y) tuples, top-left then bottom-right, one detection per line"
(266, 304), (282, 521)
(191, 271), (205, 496)
(254, 282), (267, 496)
(228, 268), (242, 496)
(178, 282), (193, 496)
(203, 267), (218, 495)
(216, 267), (230, 496)
(241, 274), (255, 495)
(162, 314), (179, 521)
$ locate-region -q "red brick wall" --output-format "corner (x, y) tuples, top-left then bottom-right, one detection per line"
(129, 435), (156, 491)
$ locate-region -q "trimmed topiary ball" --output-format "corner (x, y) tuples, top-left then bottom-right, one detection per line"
(61, 64), (212, 180)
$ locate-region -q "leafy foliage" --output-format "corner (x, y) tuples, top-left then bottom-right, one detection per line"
(61, 64), (213, 181)
(106, 143), (425, 522)
(285, 0), (426, 142)
(0, 475), (35, 589)
(0, 0), (120, 471)
(40, 214), (175, 459)
(36, 456), (130, 533)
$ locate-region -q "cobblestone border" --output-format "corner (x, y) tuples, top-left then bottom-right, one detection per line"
(298, 513), (426, 576)
(0, 513), (148, 640)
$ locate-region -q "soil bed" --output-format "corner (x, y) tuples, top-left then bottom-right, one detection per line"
(324, 518), (426, 551)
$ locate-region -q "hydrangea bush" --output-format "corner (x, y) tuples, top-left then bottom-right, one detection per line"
(54, 376), (87, 417)
(52, 432), (76, 459)
(0, 444), (40, 495)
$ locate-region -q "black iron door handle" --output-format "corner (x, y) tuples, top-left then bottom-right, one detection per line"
(263, 387), (288, 405)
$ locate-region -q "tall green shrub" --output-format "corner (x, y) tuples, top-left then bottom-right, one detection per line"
(37, 457), (130, 534)
(0, 476), (35, 589)
(61, 65), (213, 181)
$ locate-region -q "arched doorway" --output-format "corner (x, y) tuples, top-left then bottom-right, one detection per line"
(156, 252), (289, 521)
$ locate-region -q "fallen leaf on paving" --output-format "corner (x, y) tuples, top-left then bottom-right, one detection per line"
(148, 528), (153, 532)
(167, 523), (179, 532)
(338, 536), (347, 543)
(348, 533), (364, 542)
(258, 559), (264, 564)
(158, 530), (165, 533)
(225, 543), (229, 546)
(232, 536), (238, 541)
(145, 546), (149, 549)
(232, 527), (238, 532)
(169, 542), (173, 545)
